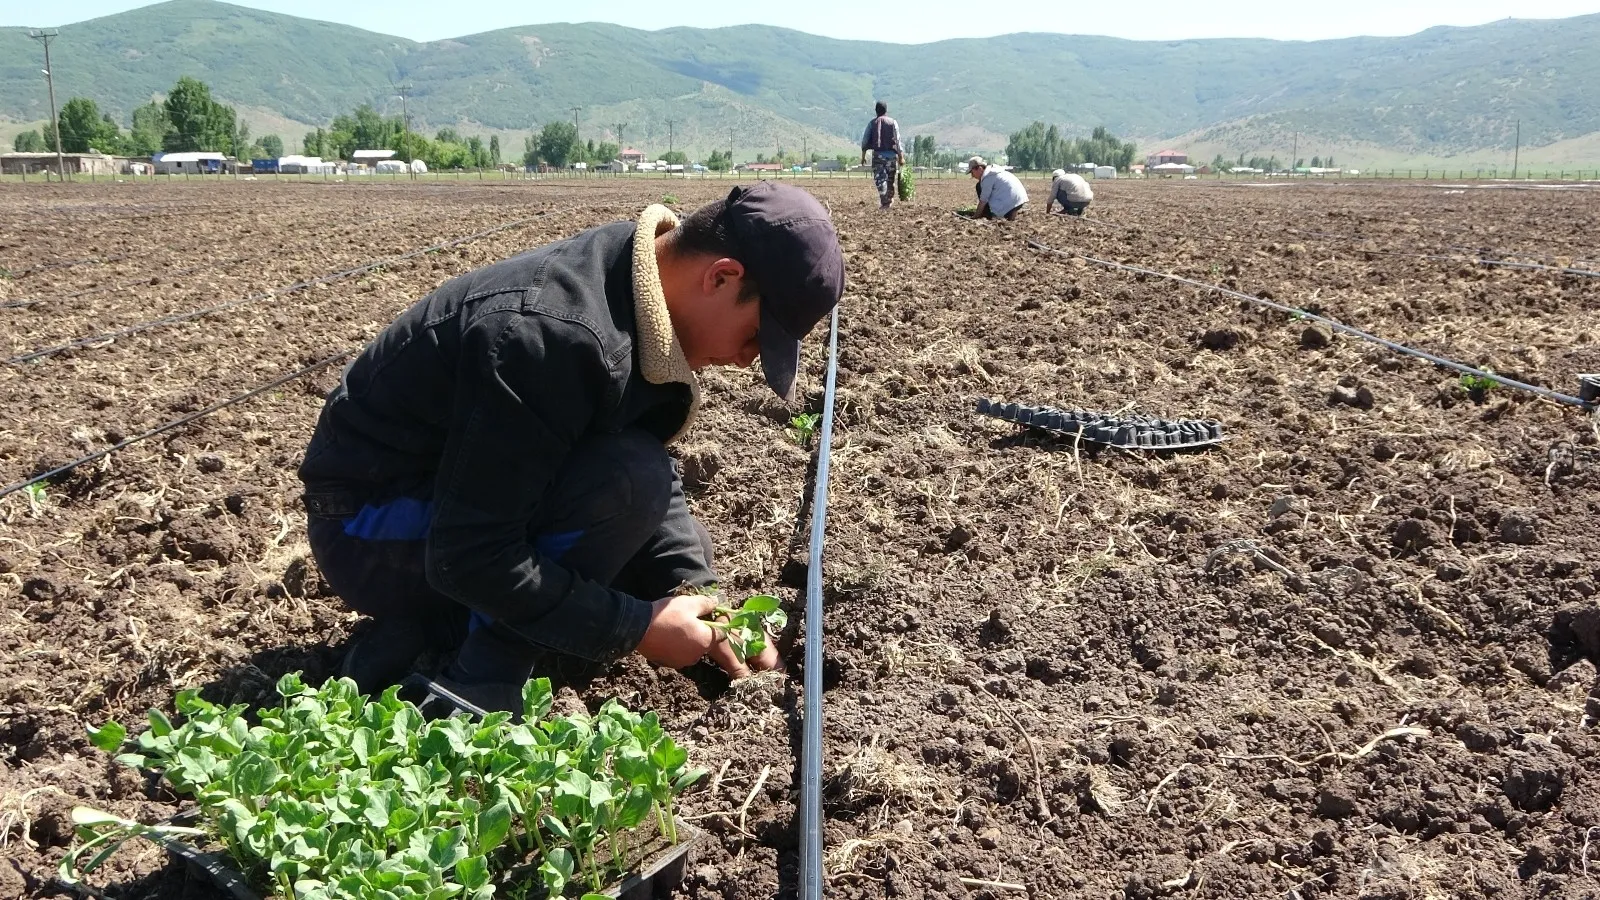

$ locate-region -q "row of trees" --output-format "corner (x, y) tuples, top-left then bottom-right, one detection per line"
(1206, 153), (1337, 172)
(10, 77), (282, 161)
(301, 106), (502, 169)
(1005, 123), (1137, 171)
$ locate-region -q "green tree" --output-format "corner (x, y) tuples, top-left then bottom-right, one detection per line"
(302, 127), (327, 157)
(910, 134), (936, 167)
(594, 141), (619, 164)
(232, 118), (251, 158)
(1310, 155), (1322, 167)
(126, 102), (168, 156)
(58, 98), (121, 153)
(13, 129), (47, 152)
(163, 76), (235, 152)
(489, 135), (502, 166)
(662, 149), (688, 165)
(435, 126), (462, 144)
(260, 134), (283, 158)
(536, 121), (581, 167)
(706, 149), (732, 171)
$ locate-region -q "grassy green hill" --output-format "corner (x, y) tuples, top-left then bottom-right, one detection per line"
(3, 0), (1597, 164)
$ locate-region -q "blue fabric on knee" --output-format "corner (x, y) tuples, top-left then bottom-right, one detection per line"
(342, 497), (434, 541)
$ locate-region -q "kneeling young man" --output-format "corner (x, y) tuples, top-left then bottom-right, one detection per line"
(298, 183), (845, 712)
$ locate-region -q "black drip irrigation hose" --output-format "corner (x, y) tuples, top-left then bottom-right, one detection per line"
(1026, 239), (1599, 411)
(798, 306), (840, 900)
(0, 350), (355, 501)
(5, 210), (573, 366)
(3, 259), (239, 311)
(1282, 229), (1600, 278)
(6, 253), (133, 278)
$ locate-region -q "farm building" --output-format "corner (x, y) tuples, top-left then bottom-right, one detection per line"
(153, 151), (229, 174)
(1093, 165), (1116, 179)
(1145, 149), (1188, 167)
(620, 148), (647, 165)
(0, 152), (125, 176)
(274, 155), (337, 174)
(738, 163), (784, 173)
(1150, 162), (1196, 176)
(351, 149), (397, 163)
(815, 159), (842, 172)
(374, 159), (408, 173)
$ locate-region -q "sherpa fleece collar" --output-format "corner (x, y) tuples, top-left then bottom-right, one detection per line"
(632, 204), (700, 436)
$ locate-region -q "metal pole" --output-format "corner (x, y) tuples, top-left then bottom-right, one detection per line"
(1512, 119), (1520, 180)
(667, 120), (675, 155)
(30, 29), (67, 183)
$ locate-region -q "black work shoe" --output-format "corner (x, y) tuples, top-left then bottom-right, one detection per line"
(407, 673), (524, 720)
(338, 616), (434, 695)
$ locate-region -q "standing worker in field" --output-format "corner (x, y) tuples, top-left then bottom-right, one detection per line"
(860, 101), (905, 210)
(298, 182), (845, 715)
(1046, 168), (1094, 216)
(966, 156), (1029, 220)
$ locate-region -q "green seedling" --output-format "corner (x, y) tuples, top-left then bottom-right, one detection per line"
(706, 594), (788, 662)
(73, 674), (702, 900)
(789, 412), (821, 445)
(22, 481), (47, 514)
(1460, 368), (1497, 393)
(0, 266), (12, 280)
(956, 204), (978, 216)
(660, 194), (679, 206)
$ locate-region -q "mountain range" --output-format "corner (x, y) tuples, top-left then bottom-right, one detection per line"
(3, 0), (1597, 167)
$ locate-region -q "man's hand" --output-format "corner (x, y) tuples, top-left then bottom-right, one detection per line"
(636, 593), (719, 668)
(635, 593), (785, 678)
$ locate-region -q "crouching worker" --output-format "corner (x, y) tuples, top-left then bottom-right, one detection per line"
(298, 183), (845, 714)
(965, 156), (1029, 220)
(1046, 168), (1093, 216)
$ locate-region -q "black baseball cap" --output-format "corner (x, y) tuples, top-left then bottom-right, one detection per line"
(723, 182), (845, 401)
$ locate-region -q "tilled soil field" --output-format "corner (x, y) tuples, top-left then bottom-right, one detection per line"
(2, 177), (1598, 900)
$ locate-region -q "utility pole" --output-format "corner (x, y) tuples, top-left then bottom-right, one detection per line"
(394, 81), (413, 178)
(666, 120), (675, 155)
(570, 107), (582, 134)
(1512, 119), (1520, 180)
(614, 122), (627, 151)
(30, 29), (67, 183)
(1292, 131), (1298, 170)
(729, 128), (735, 169)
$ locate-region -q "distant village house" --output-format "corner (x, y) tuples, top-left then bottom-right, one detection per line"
(1145, 149), (1188, 167)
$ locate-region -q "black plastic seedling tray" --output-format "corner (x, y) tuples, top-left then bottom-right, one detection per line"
(161, 807), (705, 899)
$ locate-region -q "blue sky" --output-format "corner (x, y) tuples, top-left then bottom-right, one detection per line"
(7, 0), (1599, 43)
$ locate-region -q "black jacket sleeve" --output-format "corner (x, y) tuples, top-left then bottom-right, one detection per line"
(423, 311), (653, 662)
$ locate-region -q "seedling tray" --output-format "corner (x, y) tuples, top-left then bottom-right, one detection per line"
(977, 397), (1226, 449)
(160, 811), (704, 900)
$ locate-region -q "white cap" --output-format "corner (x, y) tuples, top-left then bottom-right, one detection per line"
(1051, 168), (1067, 179)
(966, 155), (987, 170)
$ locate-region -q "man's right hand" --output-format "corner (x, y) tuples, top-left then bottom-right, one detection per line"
(636, 593), (719, 669)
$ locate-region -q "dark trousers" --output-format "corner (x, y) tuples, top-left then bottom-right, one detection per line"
(872, 154), (899, 208)
(307, 428), (713, 665)
(1060, 201), (1090, 216)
